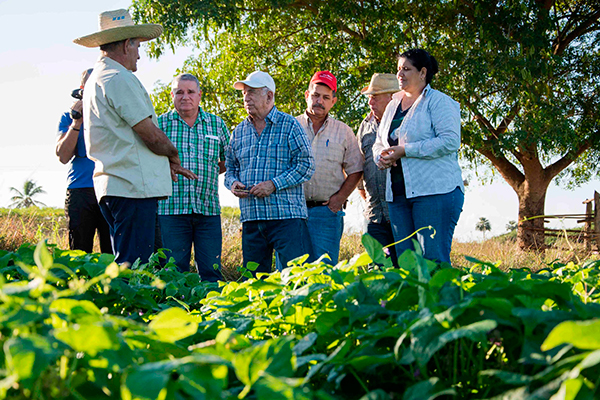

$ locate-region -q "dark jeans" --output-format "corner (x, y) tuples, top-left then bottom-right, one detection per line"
(99, 196), (158, 265)
(159, 214), (222, 281)
(367, 220), (398, 267)
(64, 188), (112, 254)
(388, 187), (464, 264)
(242, 219), (314, 276)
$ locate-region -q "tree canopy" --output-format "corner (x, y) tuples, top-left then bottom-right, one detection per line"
(131, 0), (600, 249)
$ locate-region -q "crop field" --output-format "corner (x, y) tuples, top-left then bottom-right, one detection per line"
(1, 227), (600, 399)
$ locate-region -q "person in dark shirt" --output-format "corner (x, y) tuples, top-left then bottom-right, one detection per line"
(55, 68), (112, 254)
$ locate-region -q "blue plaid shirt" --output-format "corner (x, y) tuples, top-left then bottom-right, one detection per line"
(225, 106), (315, 222)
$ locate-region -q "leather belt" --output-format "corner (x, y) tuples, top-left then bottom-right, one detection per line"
(306, 200), (328, 208)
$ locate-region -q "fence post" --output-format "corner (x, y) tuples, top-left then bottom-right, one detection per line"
(585, 200), (593, 251)
(595, 191), (600, 251)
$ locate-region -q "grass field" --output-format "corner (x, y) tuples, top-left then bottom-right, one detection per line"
(1, 206), (598, 278)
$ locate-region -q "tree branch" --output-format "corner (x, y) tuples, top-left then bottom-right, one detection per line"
(553, 9), (600, 55)
(477, 147), (525, 191)
(496, 103), (521, 136)
(545, 139), (593, 180)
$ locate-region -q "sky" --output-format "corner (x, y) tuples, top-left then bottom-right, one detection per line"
(0, 0), (598, 242)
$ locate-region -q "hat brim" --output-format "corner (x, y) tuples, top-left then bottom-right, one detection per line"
(360, 86), (401, 95)
(73, 24), (163, 48)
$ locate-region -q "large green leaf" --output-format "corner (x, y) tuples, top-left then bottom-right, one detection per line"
(542, 319), (600, 351)
(4, 335), (61, 387)
(149, 307), (198, 343)
(54, 322), (120, 356)
(414, 319), (498, 367)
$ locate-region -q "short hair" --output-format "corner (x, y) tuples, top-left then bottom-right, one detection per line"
(171, 73), (201, 92)
(99, 39), (127, 52)
(309, 81), (337, 98)
(80, 68), (93, 87)
(99, 38), (138, 53)
(398, 48), (439, 84)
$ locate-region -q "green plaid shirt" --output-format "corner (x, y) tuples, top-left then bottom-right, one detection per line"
(157, 108), (230, 216)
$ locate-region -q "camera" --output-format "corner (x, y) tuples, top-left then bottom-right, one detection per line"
(70, 88), (83, 120)
(71, 88), (83, 100)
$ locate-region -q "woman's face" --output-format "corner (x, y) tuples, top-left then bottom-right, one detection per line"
(396, 57), (426, 93)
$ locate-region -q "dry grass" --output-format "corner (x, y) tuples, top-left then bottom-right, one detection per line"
(0, 207), (68, 251)
(451, 236), (600, 271)
(3, 207), (598, 277)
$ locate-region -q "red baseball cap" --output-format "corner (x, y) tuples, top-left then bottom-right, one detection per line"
(310, 70), (337, 92)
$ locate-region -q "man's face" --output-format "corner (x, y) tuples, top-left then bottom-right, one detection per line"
(172, 80), (202, 115)
(368, 93), (393, 121)
(305, 83), (337, 118)
(125, 38), (141, 72)
(242, 85), (271, 119)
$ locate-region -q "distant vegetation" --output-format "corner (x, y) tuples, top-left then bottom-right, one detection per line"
(9, 179), (46, 208)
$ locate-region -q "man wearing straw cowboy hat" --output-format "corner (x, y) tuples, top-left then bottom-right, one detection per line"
(73, 9), (197, 265)
(357, 73), (401, 266)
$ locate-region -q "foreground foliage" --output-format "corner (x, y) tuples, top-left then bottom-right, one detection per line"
(0, 237), (599, 399)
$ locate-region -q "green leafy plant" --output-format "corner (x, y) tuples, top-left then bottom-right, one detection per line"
(1, 239), (599, 399)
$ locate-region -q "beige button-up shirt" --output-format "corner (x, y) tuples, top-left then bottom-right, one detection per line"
(297, 112), (363, 201)
(83, 56), (172, 201)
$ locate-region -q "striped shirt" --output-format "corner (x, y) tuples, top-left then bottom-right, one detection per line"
(224, 106), (315, 222)
(373, 85), (464, 200)
(297, 113), (364, 201)
(357, 112), (390, 224)
(157, 108), (230, 216)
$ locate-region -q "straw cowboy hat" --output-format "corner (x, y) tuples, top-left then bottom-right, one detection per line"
(361, 73), (400, 95)
(73, 9), (162, 48)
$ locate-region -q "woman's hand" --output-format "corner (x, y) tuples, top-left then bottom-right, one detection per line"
(377, 145), (405, 169)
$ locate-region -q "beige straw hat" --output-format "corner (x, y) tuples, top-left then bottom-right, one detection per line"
(73, 9), (163, 48)
(361, 73), (400, 95)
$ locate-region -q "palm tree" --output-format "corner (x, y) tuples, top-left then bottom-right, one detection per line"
(9, 180), (46, 208)
(506, 220), (518, 233)
(475, 217), (492, 241)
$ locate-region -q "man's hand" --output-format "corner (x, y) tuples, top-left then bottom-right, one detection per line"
(377, 145), (405, 170)
(169, 155), (198, 182)
(70, 100), (84, 126)
(324, 192), (346, 213)
(249, 180), (276, 198)
(231, 181), (249, 198)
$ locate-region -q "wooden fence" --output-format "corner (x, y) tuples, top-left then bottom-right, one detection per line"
(529, 191), (600, 250)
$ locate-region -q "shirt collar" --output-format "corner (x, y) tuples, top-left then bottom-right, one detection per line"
(303, 110), (329, 130)
(99, 55), (131, 74)
(391, 84), (431, 101)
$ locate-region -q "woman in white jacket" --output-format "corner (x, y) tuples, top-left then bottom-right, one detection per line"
(374, 49), (464, 264)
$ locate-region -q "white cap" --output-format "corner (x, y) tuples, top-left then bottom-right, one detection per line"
(233, 71), (276, 93)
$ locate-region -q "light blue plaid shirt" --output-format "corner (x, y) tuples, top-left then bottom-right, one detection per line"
(224, 106), (315, 222)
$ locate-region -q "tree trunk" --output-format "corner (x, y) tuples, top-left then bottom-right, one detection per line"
(515, 178), (550, 251)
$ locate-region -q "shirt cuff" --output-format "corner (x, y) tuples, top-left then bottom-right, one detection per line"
(404, 142), (417, 158)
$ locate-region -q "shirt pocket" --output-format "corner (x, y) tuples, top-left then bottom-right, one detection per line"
(203, 135), (220, 163)
(266, 144), (288, 171)
(324, 141), (345, 164)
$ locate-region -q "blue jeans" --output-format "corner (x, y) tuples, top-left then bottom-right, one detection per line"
(367, 220), (398, 267)
(387, 187), (464, 264)
(99, 196), (158, 265)
(242, 219), (314, 276)
(306, 206), (344, 265)
(159, 214), (222, 282)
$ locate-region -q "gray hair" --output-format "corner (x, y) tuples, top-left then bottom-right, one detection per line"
(172, 73), (200, 92)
